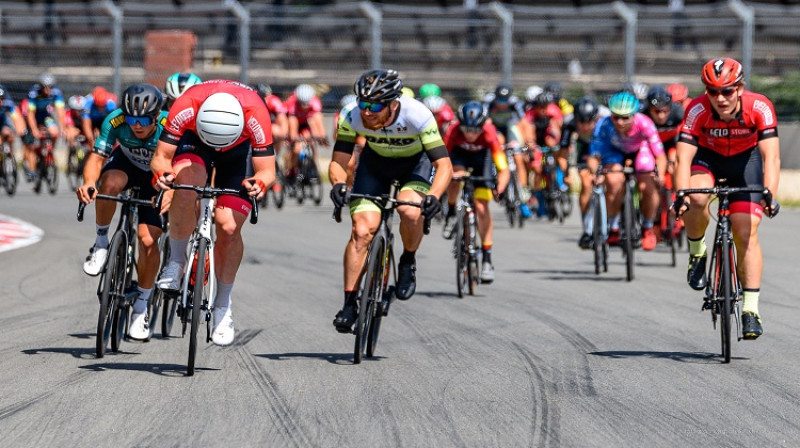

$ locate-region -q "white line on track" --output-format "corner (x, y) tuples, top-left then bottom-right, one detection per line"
(0, 214), (44, 253)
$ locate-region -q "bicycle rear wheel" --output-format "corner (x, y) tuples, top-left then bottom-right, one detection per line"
(187, 240), (208, 376)
(622, 184), (635, 282)
(46, 157), (57, 195)
(467, 214), (479, 295)
(591, 194), (603, 275)
(719, 237), (733, 363)
(97, 235), (126, 357)
(2, 145), (17, 196)
(67, 147), (81, 191)
(354, 236), (383, 364)
(455, 211), (468, 298)
(663, 189), (677, 267)
(161, 291), (179, 337)
(367, 246), (391, 357)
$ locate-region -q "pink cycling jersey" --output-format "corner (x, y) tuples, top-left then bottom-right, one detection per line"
(590, 113), (664, 172)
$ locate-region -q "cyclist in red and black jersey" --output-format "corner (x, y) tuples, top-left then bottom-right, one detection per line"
(675, 57), (780, 340)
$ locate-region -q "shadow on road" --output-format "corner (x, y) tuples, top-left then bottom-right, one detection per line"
(78, 362), (219, 376)
(415, 290), (464, 299)
(589, 350), (748, 363)
(509, 268), (627, 282)
(22, 347), (98, 359)
(256, 352), (382, 365)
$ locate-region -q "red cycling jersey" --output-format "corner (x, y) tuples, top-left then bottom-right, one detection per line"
(284, 94), (322, 125)
(443, 120), (507, 171)
(679, 90), (778, 157)
(265, 94), (287, 118)
(160, 80), (273, 154)
(524, 103), (563, 126)
(434, 104), (456, 134)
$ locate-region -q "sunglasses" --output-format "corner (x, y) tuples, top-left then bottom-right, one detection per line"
(611, 114), (633, 122)
(460, 125), (483, 134)
(125, 115), (155, 127)
(357, 100), (387, 113)
(706, 87), (737, 97)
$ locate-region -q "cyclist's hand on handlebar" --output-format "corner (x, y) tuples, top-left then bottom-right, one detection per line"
(763, 190), (780, 218)
(330, 183), (348, 208)
(314, 136), (330, 147)
(673, 196), (690, 218)
(421, 195), (442, 220)
(76, 183), (97, 204)
(152, 171), (176, 191)
(242, 177), (267, 200)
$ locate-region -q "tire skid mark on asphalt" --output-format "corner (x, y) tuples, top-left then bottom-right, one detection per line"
(534, 311), (598, 397)
(512, 342), (560, 448)
(435, 376), (475, 448)
(394, 313), (460, 364)
(234, 348), (312, 448)
(0, 370), (92, 422)
(366, 380), (405, 447)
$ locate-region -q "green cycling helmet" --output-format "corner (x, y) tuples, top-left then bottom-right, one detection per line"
(607, 91), (640, 116)
(419, 83), (441, 99)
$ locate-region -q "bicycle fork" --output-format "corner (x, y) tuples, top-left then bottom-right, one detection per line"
(585, 186), (607, 237)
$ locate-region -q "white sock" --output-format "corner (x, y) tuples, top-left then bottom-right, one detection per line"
(168, 237), (189, 266)
(95, 225), (110, 249)
(134, 287), (152, 314)
(609, 215), (620, 230)
(215, 281), (234, 310)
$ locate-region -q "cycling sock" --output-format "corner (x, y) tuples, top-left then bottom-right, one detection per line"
(344, 290), (358, 307)
(688, 236), (707, 257)
(95, 225), (110, 249)
(134, 287), (151, 314)
(642, 219), (654, 229)
(446, 206), (456, 217)
(742, 289), (760, 315)
(482, 245), (492, 264)
(215, 281), (234, 309)
(609, 215), (620, 230)
(168, 237), (190, 266)
(399, 250), (416, 265)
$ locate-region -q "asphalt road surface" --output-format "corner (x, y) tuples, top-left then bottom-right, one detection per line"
(1, 185), (799, 448)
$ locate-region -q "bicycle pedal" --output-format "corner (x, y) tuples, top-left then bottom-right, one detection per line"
(701, 301), (713, 311)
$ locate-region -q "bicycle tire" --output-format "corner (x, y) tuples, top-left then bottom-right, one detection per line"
(96, 235), (125, 357)
(67, 148), (81, 191)
(368, 245), (392, 357)
(664, 189), (677, 267)
(622, 183), (635, 282)
(111, 302), (127, 352)
(273, 183), (285, 209)
(720, 237), (733, 363)
(354, 236), (382, 364)
(2, 145), (17, 196)
(455, 210), (467, 298)
(46, 157), (58, 195)
(187, 240), (208, 376)
(161, 292), (179, 337)
(467, 213), (479, 295)
(591, 193), (603, 275)
(146, 288), (162, 342)
(33, 154), (43, 194)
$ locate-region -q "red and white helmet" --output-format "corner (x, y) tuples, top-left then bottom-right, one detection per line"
(196, 92), (244, 148)
(701, 58), (743, 88)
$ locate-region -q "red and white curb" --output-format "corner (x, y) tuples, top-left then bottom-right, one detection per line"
(0, 214), (44, 253)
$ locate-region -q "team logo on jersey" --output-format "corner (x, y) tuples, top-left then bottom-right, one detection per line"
(684, 103), (705, 131)
(247, 116), (267, 145)
(109, 114), (125, 128)
(170, 107), (195, 133)
(396, 125), (408, 132)
(752, 100), (774, 126)
(364, 135), (416, 146)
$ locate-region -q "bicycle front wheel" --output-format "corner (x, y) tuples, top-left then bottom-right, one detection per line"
(591, 193), (603, 275)
(97, 234), (126, 357)
(354, 236), (383, 364)
(2, 145), (17, 196)
(45, 158), (58, 195)
(187, 240), (208, 376)
(67, 148), (81, 191)
(622, 185), (635, 282)
(467, 215), (479, 295)
(720, 237), (733, 363)
(455, 212), (468, 298)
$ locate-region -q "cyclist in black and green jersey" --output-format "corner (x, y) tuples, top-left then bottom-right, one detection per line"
(328, 69), (453, 333)
(76, 83), (167, 341)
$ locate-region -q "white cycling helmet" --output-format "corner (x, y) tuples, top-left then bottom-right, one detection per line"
(423, 95), (445, 113)
(68, 95), (86, 111)
(525, 85), (543, 102)
(196, 92), (244, 148)
(340, 94), (357, 108)
(294, 84), (315, 104)
(164, 72), (202, 100)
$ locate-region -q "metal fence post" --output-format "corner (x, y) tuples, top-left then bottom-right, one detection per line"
(613, 1), (637, 84)
(102, 0), (123, 99)
(489, 2), (513, 86)
(359, 2), (382, 69)
(225, 0), (250, 84)
(728, 0), (753, 86)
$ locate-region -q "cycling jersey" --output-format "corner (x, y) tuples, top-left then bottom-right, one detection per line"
(483, 95), (525, 131)
(433, 103), (455, 135)
(26, 88), (64, 126)
(285, 94), (322, 125)
(678, 90), (777, 157)
(334, 96), (446, 160)
(83, 95), (118, 127)
(590, 113), (664, 171)
(647, 102), (684, 152)
(94, 109), (169, 171)
(160, 80), (274, 155)
(559, 118), (594, 167)
(525, 103), (563, 144)
(264, 94), (287, 120)
(0, 99), (19, 131)
(443, 121), (508, 172)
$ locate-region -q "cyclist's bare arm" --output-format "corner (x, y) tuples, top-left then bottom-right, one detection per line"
(428, 155), (453, 199)
(287, 115), (300, 143)
(77, 152), (105, 203)
(674, 140), (698, 192)
(151, 140), (179, 189)
(759, 136), (780, 200)
(26, 111), (39, 138)
(11, 112), (26, 136)
(81, 116), (95, 147)
(55, 105), (66, 136)
(308, 113), (328, 143)
(328, 149), (351, 186)
(249, 154), (277, 197)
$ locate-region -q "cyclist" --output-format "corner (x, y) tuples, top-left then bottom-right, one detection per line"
(286, 84), (328, 183)
(23, 74), (65, 181)
(674, 57), (780, 339)
(419, 83), (441, 100)
(0, 86), (27, 154)
(163, 72), (202, 111)
(328, 69), (452, 333)
(561, 97), (604, 248)
(254, 83), (288, 153)
(76, 83), (168, 340)
(544, 81), (574, 122)
(525, 91), (564, 217)
(667, 83), (692, 110)
(441, 101), (509, 283)
(64, 95), (89, 148)
(484, 83), (532, 218)
(151, 79), (276, 346)
(422, 94), (456, 136)
(588, 91), (666, 251)
(81, 86), (117, 147)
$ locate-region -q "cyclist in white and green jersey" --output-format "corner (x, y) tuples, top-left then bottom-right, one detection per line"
(328, 69), (453, 333)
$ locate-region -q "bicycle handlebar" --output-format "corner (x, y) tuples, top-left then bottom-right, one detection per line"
(332, 192), (431, 235)
(675, 186), (777, 218)
(169, 183), (259, 225)
(77, 187), (159, 222)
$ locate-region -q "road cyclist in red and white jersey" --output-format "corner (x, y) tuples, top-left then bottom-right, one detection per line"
(285, 84), (328, 185)
(441, 101), (509, 283)
(151, 79), (276, 346)
(422, 94), (456, 137)
(674, 57), (780, 339)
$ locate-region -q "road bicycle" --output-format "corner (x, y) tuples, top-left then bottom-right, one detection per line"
(166, 183), (258, 376)
(598, 165), (643, 282)
(675, 184), (774, 364)
(333, 182), (430, 364)
(66, 135), (89, 191)
(259, 156), (285, 210)
(78, 187), (162, 357)
(33, 129), (58, 195)
(0, 140), (18, 196)
(451, 174), (494, 298)
(540, 146), (572, 224)
(588, 184), (609, 275)
(501, 144), (526, 229)
(290, 138), (323, 206)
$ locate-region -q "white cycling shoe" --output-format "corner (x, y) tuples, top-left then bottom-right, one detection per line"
(83, 245), (109, 276)
(211, 307), (235, 346)
(128, 311), (150, 341)
(157, 261), (184, 291)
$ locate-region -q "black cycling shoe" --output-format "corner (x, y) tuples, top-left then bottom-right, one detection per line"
(741, 312), (763, 340)
(578, 233), (592, 250)
(687, 254), (708, 291)
(395, 260), (417, 301)
(333, 303), (358, 334)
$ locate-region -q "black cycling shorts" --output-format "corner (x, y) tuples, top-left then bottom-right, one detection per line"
(101, 150), (162, 228)
(691, 146), (764, 212)
(350, 148), (432, 214)
(449, 147), (496, 189)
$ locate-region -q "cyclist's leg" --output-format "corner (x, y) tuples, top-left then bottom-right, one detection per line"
(396, 155), (432, 253)
(602, 164), (624, 225)
(169, 136), (212, 241)
(45, 122), (59, 140)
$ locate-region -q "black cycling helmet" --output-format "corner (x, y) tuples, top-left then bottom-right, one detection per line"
(544, 81), (563, 99)
(532, 92), (555, 107)
(457, 101), (489, 128)
(494, 83), (512, 100)
(574, 96), (600, 123)
(646, 85), (672, 108)
(354, 69), (404, 103)
(253, 83), (272, 98)
(121, 83), (163, 117)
